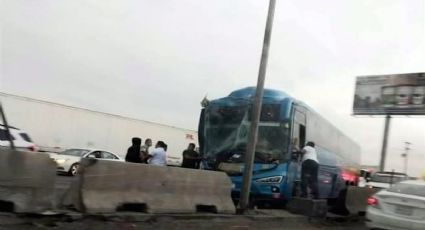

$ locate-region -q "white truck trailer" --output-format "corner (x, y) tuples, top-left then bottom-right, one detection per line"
(0, 92), (198, 165)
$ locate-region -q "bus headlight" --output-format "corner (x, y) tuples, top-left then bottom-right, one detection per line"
(256, 176), (283, 184)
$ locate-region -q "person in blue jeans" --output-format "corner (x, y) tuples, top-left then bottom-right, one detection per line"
(300, 141), (319, 199)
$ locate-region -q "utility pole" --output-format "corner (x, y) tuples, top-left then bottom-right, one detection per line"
(401, 142), (411, 175)
(0, 102), (15, 150)
(238, 0), (276, 214)
(379, 115), (391, 171)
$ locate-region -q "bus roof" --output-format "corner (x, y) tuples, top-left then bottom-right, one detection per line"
(209, 87), (295, 106)
(228, 87), (291, 100)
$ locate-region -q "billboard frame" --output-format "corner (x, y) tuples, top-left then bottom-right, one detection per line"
(353, 73), (425, 116)
(352, 72), (425, 173)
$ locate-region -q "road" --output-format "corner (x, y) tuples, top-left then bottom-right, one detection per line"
(47, 175), (368, 230)
(0, 214), (368, 230)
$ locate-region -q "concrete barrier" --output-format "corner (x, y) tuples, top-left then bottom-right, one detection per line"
(70, 158), (236, 214)
(0, 149), (56, 213)
(345, 186), (380, 215)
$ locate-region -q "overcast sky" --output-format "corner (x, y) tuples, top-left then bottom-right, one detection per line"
(1, 0), (424, 176)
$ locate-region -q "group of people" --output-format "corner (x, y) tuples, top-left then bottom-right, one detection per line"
(126, 136), (319, 199)
(125, 137), (167, 166)
(125, 137), (202, 169)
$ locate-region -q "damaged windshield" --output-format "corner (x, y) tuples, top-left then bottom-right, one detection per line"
(204, 105), (290, 165)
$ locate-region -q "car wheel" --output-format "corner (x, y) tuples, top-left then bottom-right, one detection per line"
(68, 163), (79, 176)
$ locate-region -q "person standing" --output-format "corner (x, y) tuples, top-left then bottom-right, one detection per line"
(140, 138), (152, 164)
(300, 141), (320, 199)
(181, 143), (201, 169)
(125, 137), (142, 163)
(146, 141), (167, 166)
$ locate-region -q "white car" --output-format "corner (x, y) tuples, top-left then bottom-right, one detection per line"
(366, 180), (425, 230)
(50, 148), (124, 176)
(366, 171), (409, 189)
(0, 125), (37, 152)
(167, 155), (182, 166)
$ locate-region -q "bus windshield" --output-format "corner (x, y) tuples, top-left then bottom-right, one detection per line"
(203, 106), (289, 165)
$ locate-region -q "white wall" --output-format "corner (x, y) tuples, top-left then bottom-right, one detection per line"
(0, 93), (198, 160)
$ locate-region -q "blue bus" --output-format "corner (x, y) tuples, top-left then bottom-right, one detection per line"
(198, 87), (361, 206)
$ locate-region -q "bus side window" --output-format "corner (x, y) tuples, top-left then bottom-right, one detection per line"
(293, 109), (306, 149)
(299, 124), (306, 149)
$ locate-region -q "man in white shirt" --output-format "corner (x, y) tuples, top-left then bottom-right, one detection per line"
(140, 138), (153, 164)
(147, 141), (167, 166)
(301, 141), (319, 199)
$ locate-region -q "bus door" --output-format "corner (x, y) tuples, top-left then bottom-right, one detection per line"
(292, 108), (307, 151)
(287, 107), (307, 198)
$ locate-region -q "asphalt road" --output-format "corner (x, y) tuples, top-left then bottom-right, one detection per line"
(48, 175), (368, 230)
(0, 213), (368, 230)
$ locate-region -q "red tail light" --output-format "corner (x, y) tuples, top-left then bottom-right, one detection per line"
(367, 197), (378, 206)
(27, 145), (35, 151)
(342, 171), (356, 182)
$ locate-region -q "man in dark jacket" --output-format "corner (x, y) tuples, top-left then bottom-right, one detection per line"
(125, 137), (142, 163)
(181, 143), (201, 169)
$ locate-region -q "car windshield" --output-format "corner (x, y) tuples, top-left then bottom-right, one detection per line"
(370, 174), (407, 183)
(60, 149), (90, 157)
(388, 182), (425, 197)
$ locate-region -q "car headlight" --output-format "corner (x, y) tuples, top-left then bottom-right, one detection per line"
(255, 176), (283, 184)
(56, 159), (66, 164)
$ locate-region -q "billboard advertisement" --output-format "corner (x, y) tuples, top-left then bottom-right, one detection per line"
(353, 73), (425, 115)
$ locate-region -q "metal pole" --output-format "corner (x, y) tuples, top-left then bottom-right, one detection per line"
(379, 115), (391, 172)
(404, 154), (408, 174)
(238, 0), (276, 214)
(401, 153), (407, 174)
(402, 142), (411, 175)
(390, 169), (395, 187)
(0, 102), (15, 150)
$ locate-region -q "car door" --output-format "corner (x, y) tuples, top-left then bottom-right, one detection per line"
(86, 151), (102, 159)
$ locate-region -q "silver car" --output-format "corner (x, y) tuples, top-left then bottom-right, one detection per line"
(50, 148), (124, 176)
(366, 180), (425, 230)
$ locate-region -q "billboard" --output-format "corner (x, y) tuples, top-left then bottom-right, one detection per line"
(353, 73), (425, 115)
